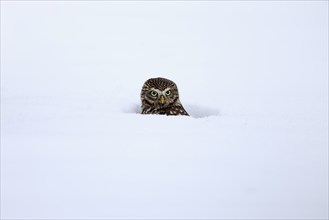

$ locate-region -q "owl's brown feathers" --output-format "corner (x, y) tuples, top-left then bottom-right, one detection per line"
(140, 77), (189, 116)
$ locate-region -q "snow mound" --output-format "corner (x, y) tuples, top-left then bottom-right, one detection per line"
(122, 103), (220, 118)
(122, 103), (141, 114)
(185, 104), (220, 118)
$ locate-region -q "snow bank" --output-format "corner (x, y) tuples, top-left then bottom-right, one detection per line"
(1, 1), (328, 219)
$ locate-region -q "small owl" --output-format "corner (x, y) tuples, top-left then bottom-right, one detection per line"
(140, 77), (189, 116)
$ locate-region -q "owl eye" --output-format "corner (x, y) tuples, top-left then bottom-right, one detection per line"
(150, 91), (158, 97)
(165, 90), (171, 96)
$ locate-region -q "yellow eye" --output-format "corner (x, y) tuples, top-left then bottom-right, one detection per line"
(150, 91), (158, 97)
(165, 90), (171, 96)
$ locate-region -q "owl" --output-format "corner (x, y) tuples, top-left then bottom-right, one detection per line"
(140, 77), (189, 116)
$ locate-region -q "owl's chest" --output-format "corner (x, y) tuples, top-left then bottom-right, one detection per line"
(142, 103), (188, 116)
(158, 106), (183, 116)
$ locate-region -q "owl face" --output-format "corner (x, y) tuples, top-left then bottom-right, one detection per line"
(145, 86), (178, 108)
(140, 77), (189, 116)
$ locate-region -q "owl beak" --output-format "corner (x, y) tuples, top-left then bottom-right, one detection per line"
(160, 95), (165, 104)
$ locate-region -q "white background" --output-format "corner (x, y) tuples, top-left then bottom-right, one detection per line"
(1, 1), (328, 219)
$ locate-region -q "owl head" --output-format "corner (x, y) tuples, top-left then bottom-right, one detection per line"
(140, 77), (189, 116)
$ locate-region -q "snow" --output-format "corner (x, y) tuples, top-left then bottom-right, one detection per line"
(1, 1), (328, 219)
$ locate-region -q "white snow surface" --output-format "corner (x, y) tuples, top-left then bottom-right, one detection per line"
(1, 1), (328, 219)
